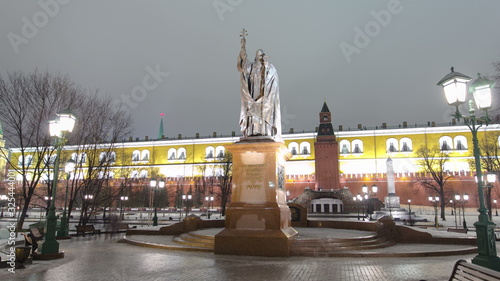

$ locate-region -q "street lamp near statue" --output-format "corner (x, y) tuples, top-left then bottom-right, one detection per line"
(205, 196), (214, 219)
(182, 194), (192, 218)
(120, 196), (128, 220)
(149, 179), (165, 226)
(57, 159), (75, 238)
(362, 184), (378, 220)
(428, 196), (439, 229)
(455, 193), (469, 229)
(407, 199), (412, 223)
(438, 67), (500, 269)
(42, 110), (76, 256)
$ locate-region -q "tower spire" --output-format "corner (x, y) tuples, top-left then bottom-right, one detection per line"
(158, 113), (164, 139)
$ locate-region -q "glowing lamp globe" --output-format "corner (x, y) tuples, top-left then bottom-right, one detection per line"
(470, 73), (495, 110)
(437, 67), (472, 107)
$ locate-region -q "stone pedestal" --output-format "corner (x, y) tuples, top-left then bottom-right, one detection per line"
(214, 138), (298, 256)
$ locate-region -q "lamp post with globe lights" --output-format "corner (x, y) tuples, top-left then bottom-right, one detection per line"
(57, 159), (76, 238)
(42, 110), (76, 256)
(428, 196), (439, 229)
(149, 179), (165, 226)
(438, 67), (500, 269)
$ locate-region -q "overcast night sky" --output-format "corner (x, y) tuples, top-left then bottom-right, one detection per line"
(1, 1), (500, 140)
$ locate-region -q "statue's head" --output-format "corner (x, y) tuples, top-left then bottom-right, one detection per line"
(255, 49), (265, 62)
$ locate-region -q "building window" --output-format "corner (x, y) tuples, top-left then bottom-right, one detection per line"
(386, 138), (398, 153)
(177, 148), (186, 160)
(352, 139), (363, 154)
(288, 142), (299, 155)
(299, 142), (311, 155)
(216, 146), (225, 158)
(99, 151), (116, 163)
(168, 148), (176, 160)
(339, 140), (350, 154)
(439, 136), (452, 151)
(44, 154), (57, 166)
(206, 146), (214, 159)
(141, 150), (150, 161)
(131, 170), (139, 179)
(18, 155), (33, 167)
(139, 170), (148, 178)
(400, 138), (412, 152)
(132, 150), (140, 161)
(454, 136), (467, 151)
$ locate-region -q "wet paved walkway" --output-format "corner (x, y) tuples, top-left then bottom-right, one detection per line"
(0, 233), (483, 281)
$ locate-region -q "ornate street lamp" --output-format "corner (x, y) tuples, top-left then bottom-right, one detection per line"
(205, 196), (214, 219)
(57, 159), (75, 238)
(120, 196), (128, 220)
(439, 68), (500, 270)
(407, 199), (412, 223)
(182, 194), (192, 219)
(42, 110), (76, 256)
(428, 196), (439, 229)
(149, 179), (165, 226)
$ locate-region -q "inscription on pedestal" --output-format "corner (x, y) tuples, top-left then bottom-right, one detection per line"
(244, 164), (264, 189)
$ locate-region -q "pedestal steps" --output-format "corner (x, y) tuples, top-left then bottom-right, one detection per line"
(290, 235), (395, 256)
(172, 232), (215, 249)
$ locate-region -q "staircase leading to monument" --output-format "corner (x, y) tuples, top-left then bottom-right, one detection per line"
(290, 235), (395, 256)
(171, 230), (395, 255)
(172, 232), (215, 250)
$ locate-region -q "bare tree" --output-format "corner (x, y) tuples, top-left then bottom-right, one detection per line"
(0, 70), (81, 231)
(213, 152), (233, 216)
(416, 145), (452, 220)
(475, 131), (500, 220)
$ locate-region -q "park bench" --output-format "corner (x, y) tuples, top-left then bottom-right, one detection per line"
(449, 259), (500, 280)
(447, 228), (468, 234)
(111, 223), (130, 233)
(23, 227), (44, 254)
(76, 225), (101, 237)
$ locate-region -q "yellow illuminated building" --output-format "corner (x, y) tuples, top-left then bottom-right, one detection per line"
(9, 123), (500, 181)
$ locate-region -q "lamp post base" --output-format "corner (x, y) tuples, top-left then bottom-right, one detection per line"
(472, 220), (500, 271)
(57, 215), (69, 239)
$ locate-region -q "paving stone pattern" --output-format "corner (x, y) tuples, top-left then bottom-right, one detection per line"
(1, 235), (472, 281)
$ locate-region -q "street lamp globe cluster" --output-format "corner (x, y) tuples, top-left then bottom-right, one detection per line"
(438, 67), (500, 270)
(428, 196), (439, 229)
(42, 110), (77, 256)
(150, 179), (165, 226)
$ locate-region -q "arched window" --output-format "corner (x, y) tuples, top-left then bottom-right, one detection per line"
(80, 153), (87, 164)
(139, 170), (148, 178)
(132, 150), (140, 161)
(339, 140), (350, 154)
(71, 152), (78, 162)
(288, 142), (299, 156)
(206, 146), (214, 159)
(177, 148), (186, 160)
(215, 146), (225, 158)
(454, 135), (468, 151)
(352, 139), (363, 154)
(168, 148), (176, 160)
(300, 142), (311, 155)
(99, 151), (115, 163)
(141, 150), (150, 161)
(386, 138), (398, 153)
(131, 170), (139, 179)
(44, 154), (57, 166)
(439, 136), (453, 151)
(400, 137), (412, 152)
(18, 155), (33, 167)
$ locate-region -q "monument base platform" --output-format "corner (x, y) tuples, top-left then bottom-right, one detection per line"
(215, 227), (297, 257)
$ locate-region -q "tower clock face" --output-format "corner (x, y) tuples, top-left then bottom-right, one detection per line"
(323, 115), (328, 121)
